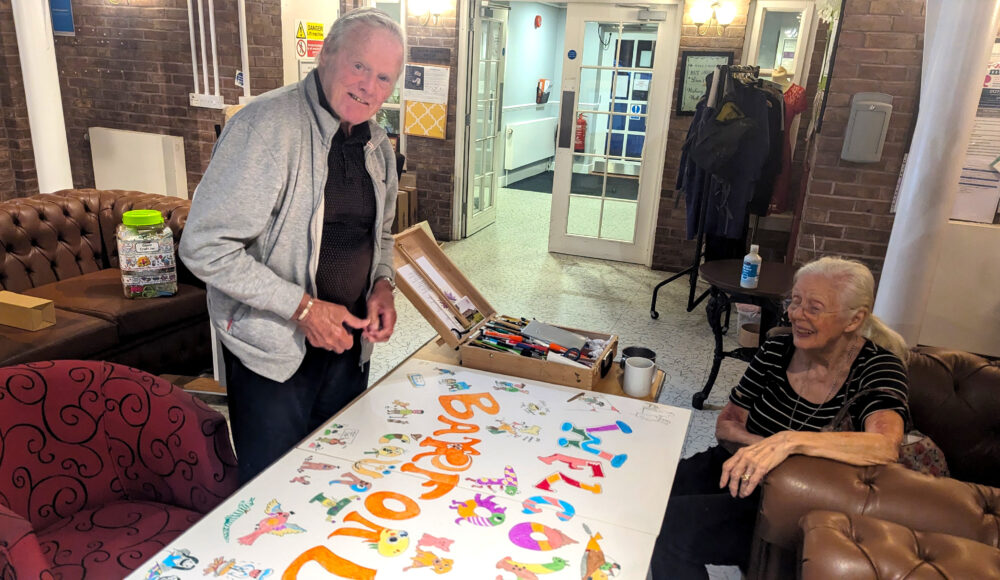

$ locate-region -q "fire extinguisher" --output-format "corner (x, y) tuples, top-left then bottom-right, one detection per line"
(574, 113), (587, 153)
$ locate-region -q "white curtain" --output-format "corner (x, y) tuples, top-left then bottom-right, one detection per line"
(874, 0), (1000, 344)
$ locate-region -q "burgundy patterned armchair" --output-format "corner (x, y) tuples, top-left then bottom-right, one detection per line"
(0, 361), (238, 579)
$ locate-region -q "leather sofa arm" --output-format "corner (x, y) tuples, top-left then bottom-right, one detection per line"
(0, 503), (52, 577)
(757, 455), (1000, 550)
(800, 511), (1000, 579)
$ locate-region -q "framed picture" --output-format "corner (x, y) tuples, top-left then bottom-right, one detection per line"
(676, 51), (734, 116)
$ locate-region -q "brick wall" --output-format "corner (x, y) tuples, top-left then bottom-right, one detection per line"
(792, 0), (924, 278)
(404, 8), (460, 241)
(0, 0), (282, 200)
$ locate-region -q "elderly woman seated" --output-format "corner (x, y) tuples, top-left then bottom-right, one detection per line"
(649, 256), (909, 580)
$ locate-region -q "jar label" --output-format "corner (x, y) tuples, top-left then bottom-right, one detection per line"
(135, 242), (158, 252)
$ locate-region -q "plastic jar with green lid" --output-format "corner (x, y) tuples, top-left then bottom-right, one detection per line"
(116, 209), (178, 298)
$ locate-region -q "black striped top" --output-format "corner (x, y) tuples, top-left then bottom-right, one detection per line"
(730, 333), (909, 437)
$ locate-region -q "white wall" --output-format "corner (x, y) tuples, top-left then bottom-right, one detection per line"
(501, 3), (566, 179)
(918, 221), (1000, 357)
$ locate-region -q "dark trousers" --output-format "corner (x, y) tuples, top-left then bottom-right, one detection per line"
(650, 445), (761, 580)
(222, 340), (369, 484)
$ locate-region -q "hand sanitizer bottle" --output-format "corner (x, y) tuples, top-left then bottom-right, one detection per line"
(740, 244), (762, 289)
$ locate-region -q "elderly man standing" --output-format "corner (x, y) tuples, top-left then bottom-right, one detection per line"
(180, 8), (405, 483)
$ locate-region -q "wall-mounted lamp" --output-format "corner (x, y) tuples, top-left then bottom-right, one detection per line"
(690, 1), (737, 36)
(409, 0), (450, 26)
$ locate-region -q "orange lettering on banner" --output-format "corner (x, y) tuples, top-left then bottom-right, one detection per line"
(365, 491), (420, 521)
(327, 511), (384, 541)
(400, 462), (460, 499)
(438, 392), (500, 419)
(282, 546), (376, 580)
(432, 415), (480, 436)
(412, 436), (482, 472)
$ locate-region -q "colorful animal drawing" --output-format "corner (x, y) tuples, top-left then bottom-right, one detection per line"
(236, 500), (305, 545)
(403, 548), (454, 574)
(374, 529), (410, 557)
(329, 472), (372, 493)
(493, 380), (529, 394)
(297, 456), (339, 473)
(496, 556), (570, 579)
(203, 556), (273, 578)
(353, 458), (401, 479)
(435, 367), (455, 375)
(466, 465), (519, 495)
(508, 522), (577, 551)
(486, 419), (541, 442)
(310, 493), (359, 522)
(417, 533), (454, 552)
(379, 433), (417, 444)
(289, 475), (310, 485)
(449, 493), (507, 526)
(144, 548), (198, 579)
(581, 525), (621, 580)
(364, 445), (405, 457)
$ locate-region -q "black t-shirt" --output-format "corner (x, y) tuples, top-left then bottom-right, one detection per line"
(730, 333), (909, 436)
(314, 76), (375, 318)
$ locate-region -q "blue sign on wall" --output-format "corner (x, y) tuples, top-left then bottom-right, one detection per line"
(567, 50), (577, 60)
(50, 0), (75, 36)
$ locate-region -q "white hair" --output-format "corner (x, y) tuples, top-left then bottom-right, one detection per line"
(319, 8), (404, 64)
(794, 256), (908, 361)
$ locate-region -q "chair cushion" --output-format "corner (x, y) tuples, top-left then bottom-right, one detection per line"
(36, 500), (202, 579)
(0, 308), (118, 366)
(23, 269), (207, 338)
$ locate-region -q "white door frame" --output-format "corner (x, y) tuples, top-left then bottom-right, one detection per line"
(453, 0), (680, 268)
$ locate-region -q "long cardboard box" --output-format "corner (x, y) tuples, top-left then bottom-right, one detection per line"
(392, 224), (617, 390)
(0, 291), (55, 331)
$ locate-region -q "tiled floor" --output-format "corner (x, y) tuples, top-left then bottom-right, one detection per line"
(205, 187), (746, 580)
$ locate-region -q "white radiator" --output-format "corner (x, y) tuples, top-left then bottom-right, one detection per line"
(504, 117), (557, 170)
(89, 127), (188, 198)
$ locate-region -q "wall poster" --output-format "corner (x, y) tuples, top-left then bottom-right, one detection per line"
(404, 63), (450, 140)
(675, 51), (733, 116)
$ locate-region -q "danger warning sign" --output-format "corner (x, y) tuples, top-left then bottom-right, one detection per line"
(294, 19), (325, 60)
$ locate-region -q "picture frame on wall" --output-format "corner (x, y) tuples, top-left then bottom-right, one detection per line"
(676, 50), (734, 116)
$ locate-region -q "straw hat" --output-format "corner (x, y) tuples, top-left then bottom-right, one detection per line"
(771, 66), (791, 84)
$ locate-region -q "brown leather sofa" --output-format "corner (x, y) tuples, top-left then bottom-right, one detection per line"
(748, 346), (1000, 579)
(0, 189), (211, 375)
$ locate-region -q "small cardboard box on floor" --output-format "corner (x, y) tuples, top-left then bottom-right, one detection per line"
(0, 291), (55, 331)
(393, 223), (617, 390)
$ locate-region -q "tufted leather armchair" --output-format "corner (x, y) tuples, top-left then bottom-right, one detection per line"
(0, 189), (211, 374)
(0, 360), (238, 579)
(748, 347), (1000, 579)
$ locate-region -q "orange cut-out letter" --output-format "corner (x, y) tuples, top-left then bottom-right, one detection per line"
(400, 462), (460, 499)
(438, 392), (500, 419)
(365, 491), (420, 521)
(327, 511), (383, 541)
(282, 546), (376, 580)
(412, 436), (482, 472)
(432, 414), (481, 436)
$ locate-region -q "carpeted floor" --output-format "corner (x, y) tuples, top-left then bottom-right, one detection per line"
(508, 170), (639, 200)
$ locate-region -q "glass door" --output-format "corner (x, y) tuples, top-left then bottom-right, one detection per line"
(465, 4), (508, 236)
(549, 3), (678, 264)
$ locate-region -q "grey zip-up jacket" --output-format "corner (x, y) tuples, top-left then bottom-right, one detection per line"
(179, 70), (397, 382)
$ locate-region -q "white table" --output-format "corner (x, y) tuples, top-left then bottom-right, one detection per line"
(130, 358), (690, 579)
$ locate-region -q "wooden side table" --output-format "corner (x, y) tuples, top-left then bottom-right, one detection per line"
(694, 259), (796, 409)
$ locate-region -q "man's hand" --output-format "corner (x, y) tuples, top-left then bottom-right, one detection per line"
(363, 278), (397, 343)
(296, 296), (368, 353)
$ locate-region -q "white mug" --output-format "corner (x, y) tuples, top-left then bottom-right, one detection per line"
(623, 356), (655, 398)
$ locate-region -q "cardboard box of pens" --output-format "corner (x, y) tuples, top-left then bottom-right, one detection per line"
(393, 224), (618, 390)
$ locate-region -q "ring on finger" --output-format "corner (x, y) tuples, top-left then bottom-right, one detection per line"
(741, 472), (751, 481)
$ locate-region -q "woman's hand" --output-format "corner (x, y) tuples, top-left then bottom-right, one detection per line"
(720, 432), (796, 498)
